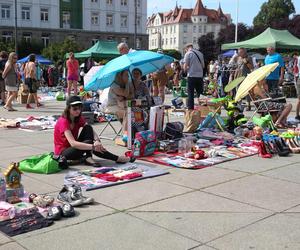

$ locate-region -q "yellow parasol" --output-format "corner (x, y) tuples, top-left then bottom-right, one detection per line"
(234, 62), (279, 102)
(224, 76), (245, 93)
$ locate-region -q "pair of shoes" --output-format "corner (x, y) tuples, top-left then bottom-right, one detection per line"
(37, 102), (43, 107)
(284, 138), (300, 153)
(3, 106), (17, 111)
(26, 104), (34, 109)
(46, 204), (75, 220)
(57, 185), (94, 207)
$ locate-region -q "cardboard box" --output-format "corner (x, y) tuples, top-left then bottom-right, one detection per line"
(18, 94), (34, 104)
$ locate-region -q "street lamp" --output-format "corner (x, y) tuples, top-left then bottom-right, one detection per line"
(235, 0), (239, 43)
(14, 0), (18, 53)
(134, 0), (137, 49)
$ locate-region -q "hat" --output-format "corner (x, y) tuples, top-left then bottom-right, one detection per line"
(185, 43), (193, 49)
(66, 96), (82, 106)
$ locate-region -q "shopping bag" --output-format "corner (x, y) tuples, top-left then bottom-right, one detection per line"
(19, 153), (61, 174)
(55, 91), (65, 101)
(184, 110), (201, 133)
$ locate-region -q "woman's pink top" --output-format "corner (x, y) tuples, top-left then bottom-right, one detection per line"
(54, 116), (86, 155)
(66, 59), (79, 77)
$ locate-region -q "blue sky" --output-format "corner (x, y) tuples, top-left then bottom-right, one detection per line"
(147, 0), (300, 26)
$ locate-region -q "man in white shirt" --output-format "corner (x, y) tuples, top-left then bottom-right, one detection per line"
(183, 43), (205, 110)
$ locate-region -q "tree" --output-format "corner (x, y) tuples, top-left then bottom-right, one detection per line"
(18, 39), (44, 58)
(253, 0), (295, 28)
(0, 41), (14, 53)
(198, 32), (217, 72)
(42, 38), (81, 63)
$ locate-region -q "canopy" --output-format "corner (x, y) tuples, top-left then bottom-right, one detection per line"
(17, 55), (52, 65)
(222, 28), (300, 50)
(66, 41), (120, 59)
(222, 50), (236, 57)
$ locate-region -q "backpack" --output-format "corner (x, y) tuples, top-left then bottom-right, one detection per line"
(132, 130), (156, 157)
(164, 122), (184, 140)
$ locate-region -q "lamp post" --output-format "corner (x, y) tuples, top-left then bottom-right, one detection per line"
(134, 0), (137, 49)
(14, 0), (18, 53)
(235, 0), (239, 43)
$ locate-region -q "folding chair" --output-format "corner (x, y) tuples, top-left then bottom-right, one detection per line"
(98, 113), (122, 141)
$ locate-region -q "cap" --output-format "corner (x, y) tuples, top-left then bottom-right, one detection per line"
(66, 96), (82, 106)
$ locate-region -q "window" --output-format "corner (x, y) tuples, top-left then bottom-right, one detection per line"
(41, 34), (50, 47)
(165, 38), (168, 45)
(200, 18), (202, 22)
(136, 16), (141, 27)
(162, 39), (164, 45)
(121, 15), (127, 27)
(165, 26), (168, 34)
(21, 6), (30, 20)
(106, 14), (113, 26)
(199, 25), (202, 33)
(91, 0), (98, 2)
(193, 37), (197, 44)
(170, 38), (173, 45)
(137, 0), (141, 7)
(170, 26), (172, 33)
(92, 38), (98, 45)
(107, 36), (114, 41)
(183, 25), (187, 33)
(62, 11), (70, 28)
(204, 25), (207, 33)
(1, 5), (10, 19)
(121, 37), (127, 43)
(121, 0), (127, 6)
(2, 31), (12, 42)
(91, 12), (99, 25)
(211, 25), (215, 32)
(106, 0), (113, 4)
(183, 37), (187, 44)
(40, 8), (48, 22)
(193, 26), (196, 33)
(173, 37), (176, 44)
(173, 26), (176, 33)
(23, 33), (31, 43)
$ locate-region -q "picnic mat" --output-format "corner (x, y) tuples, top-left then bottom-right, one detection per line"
(64, 163), (169, 191)
(139, 146), (258, 169)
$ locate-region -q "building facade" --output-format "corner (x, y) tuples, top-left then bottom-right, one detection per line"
(0, 0), (148, 49)
(147, 0), (230, 53)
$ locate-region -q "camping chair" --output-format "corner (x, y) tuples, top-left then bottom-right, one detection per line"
(98, 113), (123, 141)
(248, 85), (286, 129)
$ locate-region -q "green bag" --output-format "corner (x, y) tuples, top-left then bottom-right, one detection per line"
(19, 153), (61, 174)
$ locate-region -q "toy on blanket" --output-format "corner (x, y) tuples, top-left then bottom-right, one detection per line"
(225, 100), (247, 131)
(252, 114), (276, 131)
(3, 163), (24, 204)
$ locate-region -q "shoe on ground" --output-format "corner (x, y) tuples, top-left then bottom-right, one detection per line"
(295, 115), (300, 121)
(46, 206), (63, 221)
(61, 203), (75, 217)
(26, 104), (34, 109)
(71, 184), (94, 205)
(57, 185), (84, 207)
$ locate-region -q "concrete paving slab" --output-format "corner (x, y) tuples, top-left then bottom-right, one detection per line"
(0, 146), (46, 161)
(17, 213), (200, 250)
(129, 211), (271, 243)
(216, 155), (295, 173)
(87, 179), (192, 210)
(204, 175), (300, 212)
(284, 204), (300, 213)
(209, 214), (300, 250)
(191, 245), (218, 250)
(21, 175), (59, 194)
(260, 163), (300, 184)
(14, 203), (115, 240)
(130, 191), (268, 212)
(0, 242), (26, 250)
(155, 167), (248, 189)
(0, 233), (12, 245)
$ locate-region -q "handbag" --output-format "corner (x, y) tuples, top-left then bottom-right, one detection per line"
(19, 153), (62, 174)
(184, 110), (202, 133)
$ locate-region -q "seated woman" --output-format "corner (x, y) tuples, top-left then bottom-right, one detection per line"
(54, 96), (134, 166)
(251, 82), (292, 128)
(106, 70), (134, 124)
(131, 68), (151, 104)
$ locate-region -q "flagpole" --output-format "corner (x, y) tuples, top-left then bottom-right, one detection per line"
(235, 0), (239, 43)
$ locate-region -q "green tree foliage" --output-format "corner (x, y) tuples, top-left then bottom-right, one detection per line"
(18, 39), (44, 58)
(253, 0), (295, 27)
(198, 32), (217, 63)
(0, 41), (14, 53)
(42, 38), (81, 63)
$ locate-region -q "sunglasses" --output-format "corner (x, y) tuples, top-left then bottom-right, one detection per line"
(70, 105), (82, 111)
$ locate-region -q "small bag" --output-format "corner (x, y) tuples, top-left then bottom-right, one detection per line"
(164, 122), (184, 140)
(132, 130), (156, 157)
(184, 110), (201, 133)
(19, 153), (62, 174)
(55, 91), (65, 101)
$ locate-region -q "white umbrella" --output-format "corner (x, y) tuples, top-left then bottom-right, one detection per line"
(84, 66), (103, 87)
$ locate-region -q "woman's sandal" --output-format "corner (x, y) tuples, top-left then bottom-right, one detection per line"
(284, 139), (300, 153)
(85, 157), (102, 168)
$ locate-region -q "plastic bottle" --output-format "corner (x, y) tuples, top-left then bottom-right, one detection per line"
(178, 139), (187, 155)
